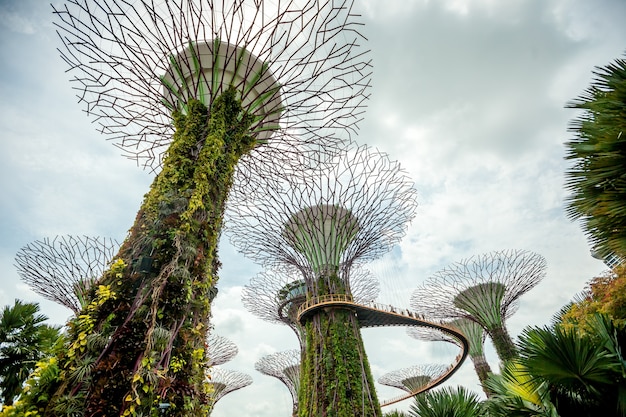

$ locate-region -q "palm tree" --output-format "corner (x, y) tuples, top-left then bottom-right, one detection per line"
(485, 313), (626, 417)
(0, 300), (60, 405)
(408, 386), (483, 417)
(565, 53), (626, 259)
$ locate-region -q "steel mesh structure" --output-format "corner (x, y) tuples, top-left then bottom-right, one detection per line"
(241, 265), (380, 344)
(410, 249), (546, 362)
(378, 364), (448, 394)
(14, 235), (119, 315)
(207, 334), (238, 367)
(52, 0), (372, 169)
(255, 350), (301, 416)
(206, 367), (253, 413)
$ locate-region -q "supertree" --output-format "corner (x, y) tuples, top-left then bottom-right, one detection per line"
(410, 249), (547, 362)
(14, 235), (119, 315)
(226, 143), (418, 416)
(255, 349), (301, 417)
(378, 364), (448, 394)
(206, 334), (238, 367)
(407, 318), (492, 395)
(25, 0), (371, 414)
(241, 265), (380, 346)
(205, 367), (253, 415)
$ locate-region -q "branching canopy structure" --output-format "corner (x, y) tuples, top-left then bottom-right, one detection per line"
(410, 249), (546, 362)
(14, 235), (119, 315)
(378, 364), (448, 394)
(226, 142), (418, 287)
(206, 367), (253, 413)
(53, 0), (372, 169)
(255, 349), (301, 416)
(207, 334), (238, 367)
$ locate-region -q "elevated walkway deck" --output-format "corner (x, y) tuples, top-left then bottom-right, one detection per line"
(297, 294), (469, 407)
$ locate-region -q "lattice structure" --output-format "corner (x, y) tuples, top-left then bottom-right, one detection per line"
(410, 249), (546, 362)
(226, 142), (418, 288)
(14, 236), (119, 315)
(226, 142), (418, 417)
(407, 318), (492, 393)
(378, 364), (448, 394)
(255, 350), (301, 416)
(52, 0), (371, 169)
(207, 334), (238, 367)
(206, 368), (253, 414)
(241, 265), (380, 344)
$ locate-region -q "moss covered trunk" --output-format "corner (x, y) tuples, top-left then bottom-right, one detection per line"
(299, 271), (382, 417)
(38, 90), (254, 417)
(488, 325), (518, 363)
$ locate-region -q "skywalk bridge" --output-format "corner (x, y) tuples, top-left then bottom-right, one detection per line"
(297, 294), (469, 407)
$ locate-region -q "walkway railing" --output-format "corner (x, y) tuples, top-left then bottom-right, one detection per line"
(296, 295), (469, 407)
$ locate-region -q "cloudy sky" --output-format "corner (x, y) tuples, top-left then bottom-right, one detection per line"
(1, 0), (625, 415)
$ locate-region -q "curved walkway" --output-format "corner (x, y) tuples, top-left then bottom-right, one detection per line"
(296, 294), (469, 407)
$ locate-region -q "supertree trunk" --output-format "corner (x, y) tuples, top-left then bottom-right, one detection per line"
(487, 325), (518, 363)
(45, 92), (253, 416)
(298, 271), (381, 417)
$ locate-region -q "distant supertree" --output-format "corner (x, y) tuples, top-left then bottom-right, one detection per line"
(206, 368), (253, 415)
(241, 265), (380, 345)
(226, 143), (418, 416)
(378, 364), (447, 394)
(255, 350), (301, 417)
(207, 334), (238, 367)
(31, 1), (371, 414)
(411, 249), (546, 362)
(14, 236), (119, 315)
(407, 318), (492, 394)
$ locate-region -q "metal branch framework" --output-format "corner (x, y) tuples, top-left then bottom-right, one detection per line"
(378, 364), (448, 394)
(241, 265), (380, 343)
(14, 235), (119, 315)
(206, 367), (253, 412)
(207, 334), (238, 367)
(226, 142), (418, 285)
(255, 350), (301, 416)
(410, 249), (546, 361)
(52, 0), (372, 169)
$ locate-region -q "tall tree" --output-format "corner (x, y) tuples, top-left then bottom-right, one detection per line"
(565, 54), (626, 259)
(0, 300), (60, 406)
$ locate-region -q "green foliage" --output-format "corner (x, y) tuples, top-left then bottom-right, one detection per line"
(408, 386), (483, 417)
(565, 53), (626, 259)
(0, 300), (60, 407)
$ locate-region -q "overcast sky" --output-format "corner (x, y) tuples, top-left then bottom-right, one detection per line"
(1, 0), (625, 415)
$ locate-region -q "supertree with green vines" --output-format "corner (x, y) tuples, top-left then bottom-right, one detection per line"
(410, 249), (546, 363)
(6, 1), (372, 415)
(407, 319), (493, 395)
(225, 142), (418, 416)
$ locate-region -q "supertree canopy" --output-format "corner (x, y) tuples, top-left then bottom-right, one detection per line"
(14, 235), (119, 315)
(378, 364), (448, 394)
(207, 334), (238, 367)
(206, 367), (253, 414)
(241, 265), (380, 345)
(10, 1), (372, 415)
(407, 318), (492, 394)
(411, 249), (546, 362)
(53, 0), (372, 169)
(226, 143), (418, 416)
(255, 349), (301, 416)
